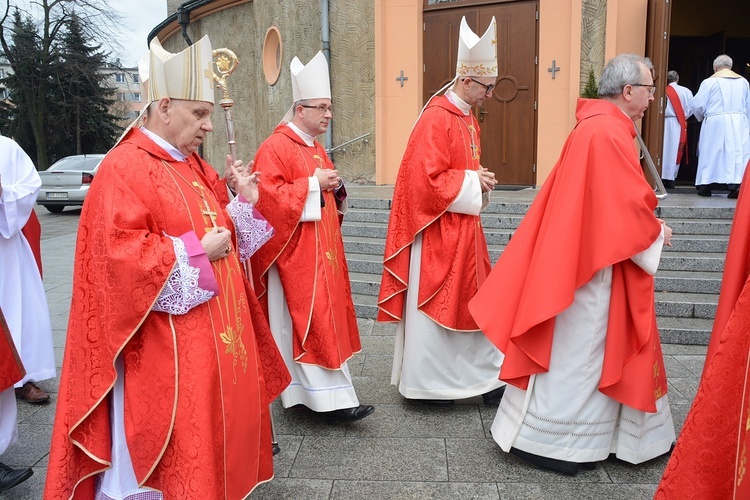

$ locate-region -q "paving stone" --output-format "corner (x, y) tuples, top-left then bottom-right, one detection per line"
(331, 480), (500, 499)
(602, 453), (671, 484)
(270, 435), (304, 478)
(663, 356), (693, 378)
(671, 354), (707, 377)
(494, 483), (656, 500)
(668, 377), (700, 403)
(252, 477), (333, 499)
(340, 402), (484, 439)
(289, 436), (448, 481)
(351, 375), (404, 405)
(271, 402), (348, 438)
(359, 335), (395, 355)
(2, 423), (52, 468)
(361, 354), (394, 378)
(446, 438), (610, 483)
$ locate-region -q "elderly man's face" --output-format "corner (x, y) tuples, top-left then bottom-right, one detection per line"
(625, 63), (655, 121)
(166, 99), (215, 155)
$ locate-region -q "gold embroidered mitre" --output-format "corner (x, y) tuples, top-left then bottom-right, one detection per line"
(456, 16), (498, 78)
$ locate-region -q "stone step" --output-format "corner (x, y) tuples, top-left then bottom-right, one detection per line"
(351, 293), (714, 345)
(663, 219), (732, 236)
(658, 252), (725, 272)
(655, 270), (722, 294)
(665, 235), (728, 254)
(655, 291), (718, 319)
(657, 316), (714, 345)
(656, 205), (736, 220)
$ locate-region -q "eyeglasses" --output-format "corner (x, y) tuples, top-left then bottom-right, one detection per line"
(630, 83), (656, 95)
(466, 78), (495, 94)
(300, 104), (333, 114)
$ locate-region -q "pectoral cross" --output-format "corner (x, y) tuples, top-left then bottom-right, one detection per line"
(193, 181), (218, 230)
(470, 142), (479, 160)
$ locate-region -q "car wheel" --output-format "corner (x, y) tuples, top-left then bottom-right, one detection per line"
(45, 205), (65, 213)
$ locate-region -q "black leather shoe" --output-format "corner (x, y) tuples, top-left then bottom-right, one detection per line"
(728, 188), (740, 199)
(509, 447), (578, 476)
(0, 462), (33, 492)
(661, 179), (675, 189)
(323, 405), (375, 422)
(482, 386), (506, 405)
(421, 399), (455, 407)
(697, 185), (712, 197)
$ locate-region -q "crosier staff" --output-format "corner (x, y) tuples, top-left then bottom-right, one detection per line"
(212, 48), (281, 456)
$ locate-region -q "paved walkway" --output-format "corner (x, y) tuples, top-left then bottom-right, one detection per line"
(2, 191), (718, 499)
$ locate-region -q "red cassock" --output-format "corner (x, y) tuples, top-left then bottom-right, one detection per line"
(0, 307), (24, 393)
(251, 125), (360, 369)
(378, 95), (491, 331)
(469, 99), (668, 413)
(44, 129), (290, 499)
(655, 161), (750, 499)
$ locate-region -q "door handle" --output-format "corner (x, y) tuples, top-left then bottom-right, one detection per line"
(479, 107), (489, 123)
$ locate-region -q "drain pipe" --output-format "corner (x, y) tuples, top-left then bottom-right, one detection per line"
(177, 5), (193, 46)
(322, 0), (332, 152)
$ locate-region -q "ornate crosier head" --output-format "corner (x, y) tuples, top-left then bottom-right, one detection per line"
(212, 48), (240, 108)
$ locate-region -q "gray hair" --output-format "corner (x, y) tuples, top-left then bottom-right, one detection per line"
(667, 70), (679, 84)
(713, 54), (732, 71)
(598, 54), (654, 98)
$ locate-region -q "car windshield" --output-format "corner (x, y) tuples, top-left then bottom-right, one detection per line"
(48, 156), (103, 172)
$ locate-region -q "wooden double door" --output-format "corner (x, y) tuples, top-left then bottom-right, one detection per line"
(424, 0), (538, 186)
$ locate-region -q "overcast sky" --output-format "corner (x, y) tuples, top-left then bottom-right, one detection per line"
(105, 0), (168, 67)
(12, 0), (168, 68)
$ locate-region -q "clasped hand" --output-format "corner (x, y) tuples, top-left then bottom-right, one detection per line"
(201, 226), (233, 261)
(478, 167), (497, 192)
(225, 156), (261, 204)
(314, 167), (342, 191)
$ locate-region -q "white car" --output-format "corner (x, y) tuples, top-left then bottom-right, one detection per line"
(36, 154), (105, 213)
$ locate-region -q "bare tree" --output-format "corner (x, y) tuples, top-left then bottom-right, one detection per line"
(0, 0), (121, 169)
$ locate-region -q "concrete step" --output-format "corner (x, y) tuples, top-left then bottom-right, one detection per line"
(655, 270), (723, 294)
(657, 316), (714, 345)
(656, 205), (736, 220)
(658, 252), (725, 272)
(665, 235), (728, 254)
(664, 218), (732, 236)
(655, 291), (718, 319)
(347, 253), (383, 275)
(353, 293), (378, 319)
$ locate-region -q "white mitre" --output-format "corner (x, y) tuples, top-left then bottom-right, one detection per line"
(114, 36), (216, 146)
(456, 16), (498, 78)
(146, 34), (215, 104)
(281, 51), (331, 124)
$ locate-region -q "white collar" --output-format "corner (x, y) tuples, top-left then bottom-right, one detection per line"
(140, 127), (188, 161)
(446, 90), (472, 115)
(287, 122), (316, 147)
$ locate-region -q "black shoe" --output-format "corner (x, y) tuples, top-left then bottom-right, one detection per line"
(420, 399), (455, 407)
(697, 185), (712, 197)
(323, 405), (375, 422)
(661, 179), (675, 189)
(482, 386), (506, 405)
(728, 188), (740, 199)
(509, 447), (578, 476)
(0, 462), (33, 492)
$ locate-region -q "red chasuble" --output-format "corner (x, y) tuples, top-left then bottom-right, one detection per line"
(44, 128), (289, 499)
(378, 94), (491, 331)
(655, 162), (750, 499)
(469, 99), (668, 413)
(0, 307), (24, 393)
(251, 125), (360, 369)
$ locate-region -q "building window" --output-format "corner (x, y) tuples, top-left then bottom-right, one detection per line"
(115, 73), (126, 83)
(132, 73), (139, 84)
(118, 92), (126, 101)
(0, 89), (6, 99)
(132, 92), (141, 102)
(0, 69), (5, 79)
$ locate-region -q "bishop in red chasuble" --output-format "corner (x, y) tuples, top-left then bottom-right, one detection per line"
(470, 55), (675, 475)
(250, 51), (372, 422)
(378, 17), (505, 406)
(44, 35), (289, 499)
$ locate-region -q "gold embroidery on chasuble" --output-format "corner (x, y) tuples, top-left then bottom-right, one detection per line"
(161, 159), (248, 383)
(301, 146), (341, 278)
(738, 443), (747, 487)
